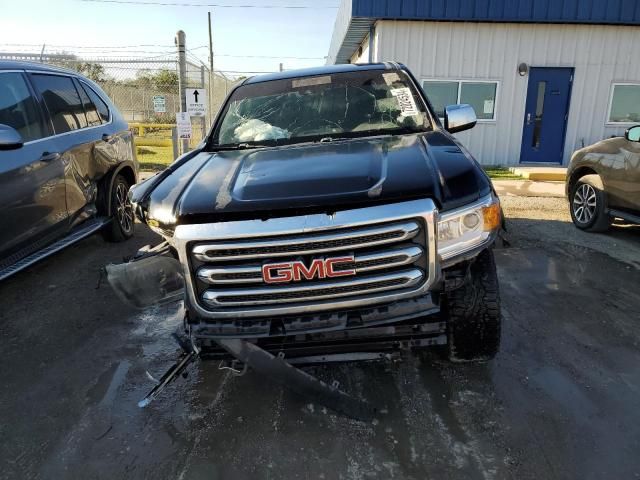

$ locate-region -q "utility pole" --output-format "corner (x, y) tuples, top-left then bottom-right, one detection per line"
(175, 30), (189, 154)
(208, 12), (214, 121)
(279, 62), (283, 72)
(200, 65), (207, 139)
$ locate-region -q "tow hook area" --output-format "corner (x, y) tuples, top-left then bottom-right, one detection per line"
(139, 333), (377, 422)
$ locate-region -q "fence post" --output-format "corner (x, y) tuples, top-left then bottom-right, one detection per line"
(171, 127), (179, 161)
(176, 30), (189, 154)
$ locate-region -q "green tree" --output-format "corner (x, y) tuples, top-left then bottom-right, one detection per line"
(74, 62), (107, 83)
(136, 69), (178, 94)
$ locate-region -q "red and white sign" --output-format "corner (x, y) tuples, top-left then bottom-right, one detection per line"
(262, 256), (356, 284)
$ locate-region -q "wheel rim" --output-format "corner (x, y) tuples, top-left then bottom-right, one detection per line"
(573, 183), (597, 224)
(115, 182), (133, 233)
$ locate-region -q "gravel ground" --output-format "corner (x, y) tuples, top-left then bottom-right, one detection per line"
(1, 195), (639, 480)
(501, 195), (640, 268)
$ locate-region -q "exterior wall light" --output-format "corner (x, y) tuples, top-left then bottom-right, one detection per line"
(518, 63), (529, 76)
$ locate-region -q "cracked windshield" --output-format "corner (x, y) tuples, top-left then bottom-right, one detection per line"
(214, 70), (431, 147)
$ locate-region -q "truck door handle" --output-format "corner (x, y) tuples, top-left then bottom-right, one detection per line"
(526, 113), (532, 125)
(40, 152), (61, 162)
(102, 133), (113, 142)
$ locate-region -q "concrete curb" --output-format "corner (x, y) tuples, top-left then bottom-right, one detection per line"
(509, 167), (567, 181)
(492, 179), (565, 198)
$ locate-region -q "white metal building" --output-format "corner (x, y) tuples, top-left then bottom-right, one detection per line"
(327, 0), (640, 166)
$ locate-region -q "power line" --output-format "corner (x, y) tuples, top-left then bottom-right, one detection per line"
(0, 42), (177, 49)
(78, 0), (338, 8)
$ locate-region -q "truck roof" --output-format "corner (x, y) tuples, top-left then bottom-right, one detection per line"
(244, 62), (394, 85)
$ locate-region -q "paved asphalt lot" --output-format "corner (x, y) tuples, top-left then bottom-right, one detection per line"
(1, 196), (640, 480)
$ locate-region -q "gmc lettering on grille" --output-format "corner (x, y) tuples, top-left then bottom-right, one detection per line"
(261, 256), (356, 284)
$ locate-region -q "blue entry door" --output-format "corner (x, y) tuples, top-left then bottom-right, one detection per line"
(520, 67), (573, 164)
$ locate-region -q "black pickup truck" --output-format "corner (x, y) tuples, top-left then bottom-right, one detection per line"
(110, 63), (502, 412)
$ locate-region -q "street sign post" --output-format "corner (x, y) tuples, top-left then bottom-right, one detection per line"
(186, 88), (207, 117)
(152, 95), (166, 113)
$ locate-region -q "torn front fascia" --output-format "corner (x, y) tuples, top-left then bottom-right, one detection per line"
(138, 330), (379, 421)
(215, 338), (377, 422)
(105, 242), (185, 309)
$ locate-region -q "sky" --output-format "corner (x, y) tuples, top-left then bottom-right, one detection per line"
(0, 0), (340, 76)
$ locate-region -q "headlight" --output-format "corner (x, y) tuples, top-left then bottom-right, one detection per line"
(437, 194), (501, 263)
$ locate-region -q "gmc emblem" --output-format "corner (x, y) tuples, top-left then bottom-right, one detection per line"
(262, 256), (356, 284)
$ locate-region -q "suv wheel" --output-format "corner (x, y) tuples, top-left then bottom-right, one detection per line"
(104, 174), (134, 242)
(569, 174), (611, 232)
(445, 249), (501, 362)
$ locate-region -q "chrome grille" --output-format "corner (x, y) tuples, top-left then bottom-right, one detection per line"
(197, 245), (423, 285)
(203, 269), (423, 306)
(192, 221), (419, 261)
(174, 198), (438, 319)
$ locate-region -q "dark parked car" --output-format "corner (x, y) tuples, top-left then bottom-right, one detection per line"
(109, 63), (504, 414)
(567, 125), (640, 231)
(0, 61), (138, 280)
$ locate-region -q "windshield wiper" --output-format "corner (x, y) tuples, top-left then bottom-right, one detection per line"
(212, 142), (276, 151)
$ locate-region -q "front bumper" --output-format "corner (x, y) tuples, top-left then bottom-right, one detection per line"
(189, 292), (440, 340)
(195, 294), (446, 361)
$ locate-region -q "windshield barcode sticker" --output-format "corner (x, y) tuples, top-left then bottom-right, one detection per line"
(390, 87), (419, 117)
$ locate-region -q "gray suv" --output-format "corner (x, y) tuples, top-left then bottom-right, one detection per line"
(567, 125), (640, 231)
(0, 61), (138, 280)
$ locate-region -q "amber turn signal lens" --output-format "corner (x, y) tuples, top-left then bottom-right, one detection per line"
(482, 203), (501, 231)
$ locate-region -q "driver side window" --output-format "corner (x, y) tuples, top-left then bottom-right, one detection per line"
(0, 72), (45, 142)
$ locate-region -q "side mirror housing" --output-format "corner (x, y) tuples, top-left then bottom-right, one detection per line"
(444, 104), (477, 134)
(625, 125), (640, 142)
(0, 124), (24, 150)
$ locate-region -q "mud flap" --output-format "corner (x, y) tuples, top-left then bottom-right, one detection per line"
(215, 338), (377, 422)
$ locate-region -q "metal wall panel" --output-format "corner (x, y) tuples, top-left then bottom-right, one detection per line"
(374, 21), (640, 165)
(351, 0), (640, 24)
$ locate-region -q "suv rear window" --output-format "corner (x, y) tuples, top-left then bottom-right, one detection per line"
(0, 72), (45, 142)
(76, 81), (102, 127)
(81, 82), (110, 123)
(31, 74), (87, 133)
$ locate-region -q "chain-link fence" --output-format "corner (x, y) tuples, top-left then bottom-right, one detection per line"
(0, 51), (238, 169)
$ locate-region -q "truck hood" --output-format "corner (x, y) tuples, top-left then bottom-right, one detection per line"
(132, 131), (491, 225)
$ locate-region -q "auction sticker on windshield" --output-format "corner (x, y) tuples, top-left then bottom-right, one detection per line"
(390, 87), (419, 117)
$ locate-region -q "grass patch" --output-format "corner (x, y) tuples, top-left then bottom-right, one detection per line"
(136, 145), (174, 171)
(483, 166), (524, 180)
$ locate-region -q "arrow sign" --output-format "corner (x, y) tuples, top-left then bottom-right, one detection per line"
(186, 88), (207, 117)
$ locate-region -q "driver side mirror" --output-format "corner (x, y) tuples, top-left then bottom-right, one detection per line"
(444, 104), (477, 134)
(625, 125), (640, 142)
(0, 124), (24, 150)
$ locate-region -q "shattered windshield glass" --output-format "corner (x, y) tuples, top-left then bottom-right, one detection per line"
(211, 69), (432, 148)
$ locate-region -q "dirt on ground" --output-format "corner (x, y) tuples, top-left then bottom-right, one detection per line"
(1, 196), (639, 480)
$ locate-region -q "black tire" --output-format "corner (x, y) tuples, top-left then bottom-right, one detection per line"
(569, 174), (611, 232)
(445, 249), (501, 362)
(104, 174), (135, 242)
